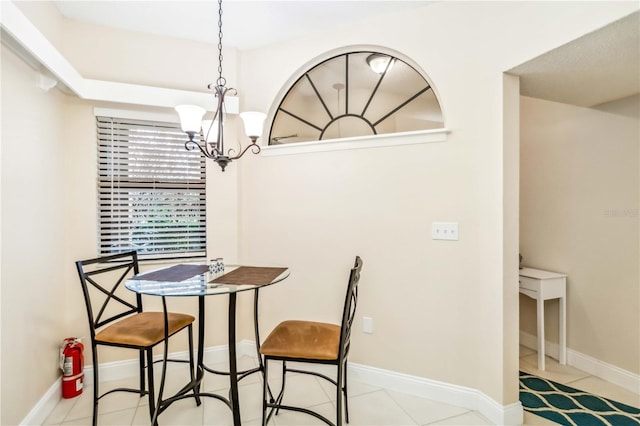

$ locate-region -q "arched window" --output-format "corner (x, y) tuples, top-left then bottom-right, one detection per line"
(268, 50), (444, 145)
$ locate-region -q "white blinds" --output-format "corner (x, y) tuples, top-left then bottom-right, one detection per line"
(97, 116), (206, 260)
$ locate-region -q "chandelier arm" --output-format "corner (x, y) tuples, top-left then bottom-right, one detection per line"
(211, 144), (225, 158)
(185, 140), (216, 159)
(210, 84), (236, 154)
(228, 141), (261, 160)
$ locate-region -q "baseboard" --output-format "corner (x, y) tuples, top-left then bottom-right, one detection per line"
(568, 350), (640, 395)
(249, 340), (522, 425)
(82, 344), (233, 385)
(26, 334), (639, 425)
(20, 378), (61, 426)
(347, 362), (523, 425)
(20, 345), (234, 425)
(519, 331), (640, 395)
(23, 340), (522, 425)
(519, 330), (561, 360)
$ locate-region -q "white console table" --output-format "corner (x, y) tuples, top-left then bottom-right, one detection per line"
(519, 267), (567, 371)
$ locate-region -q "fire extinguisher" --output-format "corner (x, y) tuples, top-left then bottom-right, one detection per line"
(60, 337), (84, 398)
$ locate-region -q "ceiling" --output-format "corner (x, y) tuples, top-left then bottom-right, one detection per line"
(52, 1), (432, 50)
(52, 1), (639, 108)
(510, 11), (639, 108)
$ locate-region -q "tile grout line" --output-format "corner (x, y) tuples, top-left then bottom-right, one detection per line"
(382, 389), (422, 426)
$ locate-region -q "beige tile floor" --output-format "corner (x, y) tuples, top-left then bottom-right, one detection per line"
(43, 347), (639, 425)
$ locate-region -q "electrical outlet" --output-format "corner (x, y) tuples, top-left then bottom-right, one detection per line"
(363, 316), (374, 334)
(432, 222), (459, 241)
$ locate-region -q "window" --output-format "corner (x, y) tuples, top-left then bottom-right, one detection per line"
(269, 50), (443, 145)
(97, 116), (206, 260)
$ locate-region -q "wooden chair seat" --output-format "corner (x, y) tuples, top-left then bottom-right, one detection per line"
(95, 312), (195, 347)
(260, 320), (340, 361)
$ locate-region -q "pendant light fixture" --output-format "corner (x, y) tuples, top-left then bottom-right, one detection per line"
(175, 0), (266, 171)
(366, 53), (395, 74)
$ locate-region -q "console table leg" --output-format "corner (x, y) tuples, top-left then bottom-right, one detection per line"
(559, 296), (567, 365)
(537, 298), (545, 371)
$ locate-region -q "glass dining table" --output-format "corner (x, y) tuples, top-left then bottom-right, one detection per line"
(125, 263), (290, 425)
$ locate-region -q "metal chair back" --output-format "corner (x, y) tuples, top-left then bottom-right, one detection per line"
(75, 251), (141, 342)
(339, 256), (363, 361)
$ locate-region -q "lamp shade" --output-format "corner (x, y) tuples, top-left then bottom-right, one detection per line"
(240, 112), (266, 138)
(201, 120), (219, 143)
(175, 105), (206, 133)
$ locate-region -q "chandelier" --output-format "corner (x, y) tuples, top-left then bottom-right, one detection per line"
(175, 0), (266, 172)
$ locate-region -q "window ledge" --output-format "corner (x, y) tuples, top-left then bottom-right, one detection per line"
(260, 128), (449, 157)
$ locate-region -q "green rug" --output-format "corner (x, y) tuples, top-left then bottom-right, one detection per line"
(519, 371), (640, 425)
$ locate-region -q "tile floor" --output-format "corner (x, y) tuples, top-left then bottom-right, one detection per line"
(43, 347), (639, 425)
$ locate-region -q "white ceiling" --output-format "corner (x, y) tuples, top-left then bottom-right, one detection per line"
(52, 1), (432, 50)
(511, 11), (639, 108)
(52, 1), (639, 108)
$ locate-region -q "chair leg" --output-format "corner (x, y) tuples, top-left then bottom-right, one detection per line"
(262, 358), (269, 426)
(146, 349), (157, 425)
(262, 354), (276, 404)
(336, 362), (343, 426)
(187, 324), (201, 406)
(343, 358), (350, 423)
(138, 350), (146, 396)
(92, 346), (99, 426)
(275, 360), (287, 415)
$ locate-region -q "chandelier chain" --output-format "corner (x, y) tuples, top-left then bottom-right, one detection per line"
(216, 0), (225, 86)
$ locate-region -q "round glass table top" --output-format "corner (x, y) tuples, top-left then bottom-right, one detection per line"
(125, 264), (290, 297)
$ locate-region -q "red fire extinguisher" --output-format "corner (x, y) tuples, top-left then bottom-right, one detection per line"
(60, 337), (84, 398)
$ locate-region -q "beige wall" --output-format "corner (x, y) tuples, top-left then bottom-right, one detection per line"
(1, 44), (68, 424)
(520, 96), (639, 374)
(12, 0), (64, 49)
(59, 19), (234, 93)
(1, 1), (638, 423)
(236, 0), (637, 405)
(594, 94), (640, 119)
(1, 4), (242, 424)
(503, 73), (521, 401)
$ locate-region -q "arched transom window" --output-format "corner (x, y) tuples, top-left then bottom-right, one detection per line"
(269, 51), (443, 145)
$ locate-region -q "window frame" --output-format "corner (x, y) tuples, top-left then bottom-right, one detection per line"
(260, 128), (449, 157)
(265, 48), (448, 155)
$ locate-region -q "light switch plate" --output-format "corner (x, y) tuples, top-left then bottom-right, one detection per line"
(363, 316), (374, 334)
(432, 222), (459, 240)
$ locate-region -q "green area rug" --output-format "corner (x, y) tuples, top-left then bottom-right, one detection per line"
(519, 371), (640, 425)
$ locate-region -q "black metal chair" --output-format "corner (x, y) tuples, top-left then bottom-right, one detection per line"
(75, 251), (197, 425)
(260, 256), (363, 426)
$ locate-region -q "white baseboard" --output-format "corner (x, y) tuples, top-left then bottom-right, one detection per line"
(23, 340), (522, 425)
(25, 334), (639, 425)
(519, 331), (640, 395)
(82, 344), (233, 385)
(20, 379), (61, 426)
(243, 340), (522, 424)
(20, 345), (233, 425)
(347, 362), (522, 425)
(519, 330), (561, 360)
